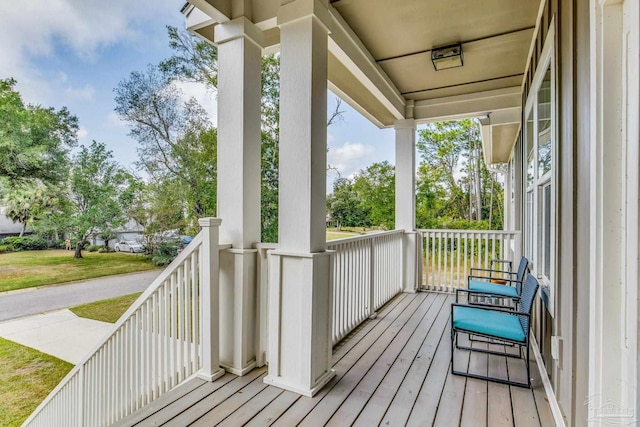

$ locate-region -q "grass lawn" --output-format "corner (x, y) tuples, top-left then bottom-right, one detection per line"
(70, 293), (142, 323)
(0, 338), (73, 427)
(326, 230), (362, 240)
(0, 250), (159, 293)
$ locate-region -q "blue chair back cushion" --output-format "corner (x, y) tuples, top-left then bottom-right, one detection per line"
(453, 305), (526, 342)
(468, 280), (519, 298)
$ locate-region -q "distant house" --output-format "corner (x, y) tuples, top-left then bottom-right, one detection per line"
(89, 219), (144, 247)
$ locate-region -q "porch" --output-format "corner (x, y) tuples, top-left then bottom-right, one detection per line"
(114, 291), (553, 427)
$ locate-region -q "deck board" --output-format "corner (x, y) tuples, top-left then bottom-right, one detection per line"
(352, 294), (451, 427)
(486, 344), (515, 427)
(120, 291), (553, 427)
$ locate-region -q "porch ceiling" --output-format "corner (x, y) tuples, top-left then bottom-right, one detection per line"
(330, 0), (538, 103)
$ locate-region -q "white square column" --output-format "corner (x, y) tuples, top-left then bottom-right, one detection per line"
(395, 119), (419, 293)
(264, 0), (335, 397)
(214, 18), (263, 375)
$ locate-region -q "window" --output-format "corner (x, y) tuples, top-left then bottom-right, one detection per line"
(523, 28), (556, 316)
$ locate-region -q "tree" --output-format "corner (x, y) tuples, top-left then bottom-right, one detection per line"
(127, 178), (188, 255)
(416, 119), (503, 228)
(0, 78), (77, 187)
(352, 161), (396, 229)
(114, 65), (217, 224)
(327, 178), (367, 230)
(3, 184), (57, 236)
(66, 141), (132, 258)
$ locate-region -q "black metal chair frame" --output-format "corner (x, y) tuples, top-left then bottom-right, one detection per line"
(450, 274), (539, 388)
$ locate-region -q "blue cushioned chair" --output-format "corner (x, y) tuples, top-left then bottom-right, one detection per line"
(455, 256), (529, 308)
(450, 273), (539, 388)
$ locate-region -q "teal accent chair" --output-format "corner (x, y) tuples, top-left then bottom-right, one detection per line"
(450, 273), (539, 388)
(455, 256), (529, 308)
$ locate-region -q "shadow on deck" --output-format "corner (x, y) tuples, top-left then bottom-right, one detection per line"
(114, 292), (554, 427)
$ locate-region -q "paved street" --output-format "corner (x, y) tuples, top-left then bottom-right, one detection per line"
(0, 269), (162, 322)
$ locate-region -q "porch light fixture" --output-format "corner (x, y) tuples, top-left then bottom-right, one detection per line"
(431, 43), (463, 71)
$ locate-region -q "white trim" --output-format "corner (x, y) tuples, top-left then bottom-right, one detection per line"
(531, 334), (566, 427)
(523, 19), (557, 317)
(521, 0), (550, 94)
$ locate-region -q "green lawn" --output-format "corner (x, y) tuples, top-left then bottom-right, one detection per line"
(0, 250), (159, 293)
(70, 293), (142, 323)
(0, 338), (73, 427)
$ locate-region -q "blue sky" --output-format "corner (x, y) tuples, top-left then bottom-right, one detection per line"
(0, 0), (396, 190)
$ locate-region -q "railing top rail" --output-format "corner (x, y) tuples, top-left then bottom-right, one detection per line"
(326, 229), (405, 247)
(417, 229), (521, 235)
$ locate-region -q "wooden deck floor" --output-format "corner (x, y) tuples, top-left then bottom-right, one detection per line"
(114, 292), (555, 427)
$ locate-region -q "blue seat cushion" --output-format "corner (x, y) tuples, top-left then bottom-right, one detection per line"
(453, 306), (526, 342)
(468, 280), (519, 298)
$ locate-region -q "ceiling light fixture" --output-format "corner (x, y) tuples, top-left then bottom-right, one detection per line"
(431, 43), (463, 71)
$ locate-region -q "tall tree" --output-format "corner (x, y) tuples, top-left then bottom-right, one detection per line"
(416, 119), (503, 228)
(0, 78), (77, 187)
(66, 141), (132, 258)
(114, 65), (217, 224)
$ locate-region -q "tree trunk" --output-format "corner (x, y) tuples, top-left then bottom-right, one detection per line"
(474, 145), (482, 221)
(488, 174), (495, 229)
(19, 223), (26, 237)
(74, 242), (83, 259)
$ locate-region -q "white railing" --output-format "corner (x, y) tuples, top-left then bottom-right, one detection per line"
(417, 229), (521, 292)
(327, 230), (404, 344)
(24, 221), (225, 427)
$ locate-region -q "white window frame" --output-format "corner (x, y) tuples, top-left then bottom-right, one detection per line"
(523, 21), (556, 316)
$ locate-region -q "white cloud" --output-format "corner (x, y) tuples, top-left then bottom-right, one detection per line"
(173, 80), (218, 127)
(65, 83), (95, 101)
(107, 111), (127, 128)
(327, 141), (376, 179)
(0, 0), (175, 104)
(76, 126), (89, 140)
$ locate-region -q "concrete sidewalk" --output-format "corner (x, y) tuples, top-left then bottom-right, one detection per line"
(0, 309), (113, 364)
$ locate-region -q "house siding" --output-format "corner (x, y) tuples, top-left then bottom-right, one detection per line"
(518, 1), (592, 425)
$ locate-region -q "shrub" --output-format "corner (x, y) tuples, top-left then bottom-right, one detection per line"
(0, 244), (11, 253)
(87, 245), (102, 252)
(151, 241), (178, 266)
(97, 247), (109, 253)
(0, 236), (48, 251)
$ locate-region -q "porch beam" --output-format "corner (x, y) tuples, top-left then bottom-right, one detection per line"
(413, 87), (521, 124)
(327, 8), (406, 122)
(188, 0), (232, 24)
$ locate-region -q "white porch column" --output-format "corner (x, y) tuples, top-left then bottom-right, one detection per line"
(395, 119), (418, 293)
(264, 0), (335, 397)
(214, 18), (262, 376)
(589, 0), (639, 424)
